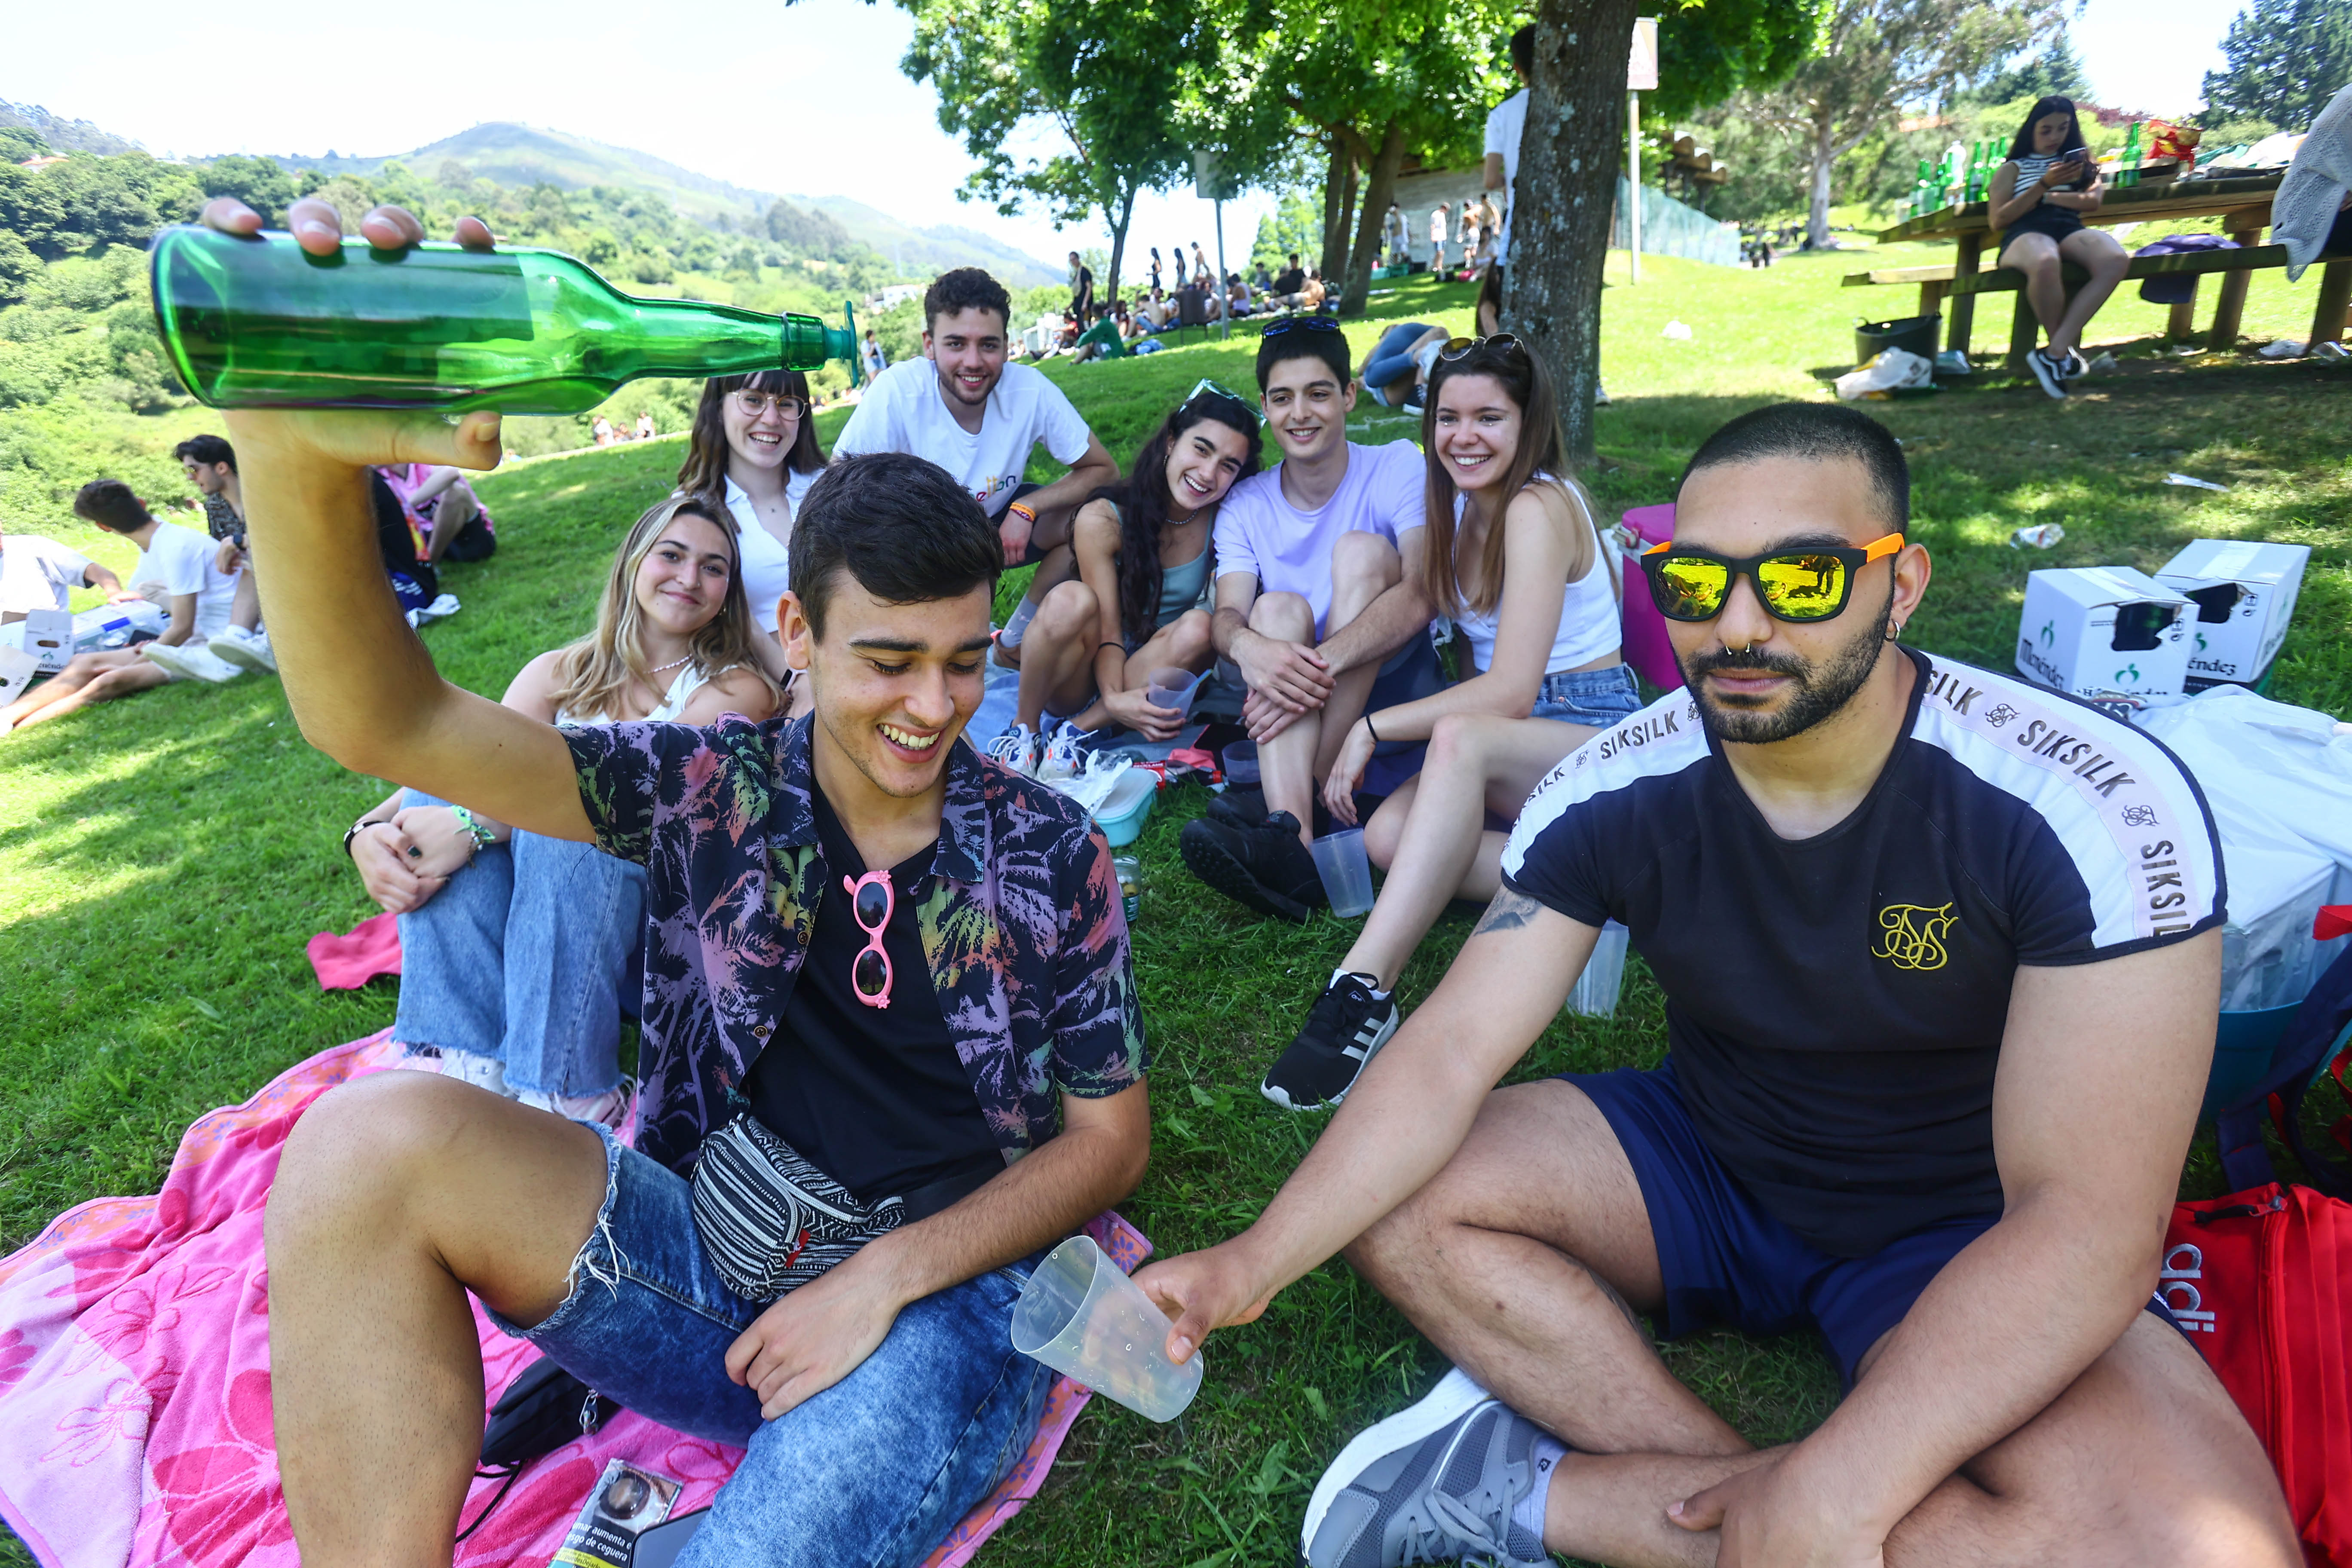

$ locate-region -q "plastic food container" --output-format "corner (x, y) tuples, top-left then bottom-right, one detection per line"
(1093, 768), (1158, 847)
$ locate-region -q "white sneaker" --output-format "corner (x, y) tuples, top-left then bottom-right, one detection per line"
(143, 642), (245, 683)
(1594, 382), (1611, 406)
(407, 593), (462, 628)
(986, 722), (1041, 776)
(209, 626), (277, 675)
(1037, 721), (1091, 784)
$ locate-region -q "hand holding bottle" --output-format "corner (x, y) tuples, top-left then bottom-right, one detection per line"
(199, 193), (495, 259)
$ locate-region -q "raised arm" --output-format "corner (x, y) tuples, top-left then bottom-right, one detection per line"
(1136, 887), (1597, 1360)
(201, 196), (590, 843)
(1674, 932), (2220, 1561)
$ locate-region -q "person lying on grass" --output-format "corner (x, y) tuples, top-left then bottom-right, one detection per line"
(2, 479), (243, 732)
(1137, 401), (2296, 1568)
(994, 381), (1262, 768)
(347, 493), (780, 1126)
(208, 191), (1148, 1568)
(1259, 336), (1635, 1114)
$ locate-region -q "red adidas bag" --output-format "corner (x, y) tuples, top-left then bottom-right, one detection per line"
(2165, 1184), (2352, 1565)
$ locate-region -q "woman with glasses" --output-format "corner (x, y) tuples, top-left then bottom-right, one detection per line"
(993, 383), (1265, 763)
(675, 371), (826, 709)
(1259, 336), (1635, 1111)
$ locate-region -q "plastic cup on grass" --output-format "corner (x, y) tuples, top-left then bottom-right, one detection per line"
(1311, 829), (1375, 917)
(1010, 1235), (1203, 1422)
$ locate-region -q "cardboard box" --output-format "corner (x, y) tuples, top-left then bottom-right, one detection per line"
(18, 608), (73, 674)
(2155, 538), (2310, 690)
(2015, 566), (2193, 699)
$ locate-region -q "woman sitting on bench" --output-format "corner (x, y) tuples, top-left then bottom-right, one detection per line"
(344, 494), (780, 1123)
(1990, 95), (2131, 399)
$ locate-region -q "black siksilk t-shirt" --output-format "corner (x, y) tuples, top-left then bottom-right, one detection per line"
(1501, 650), (2224, 1256)
(744, 787), (1001, 1204)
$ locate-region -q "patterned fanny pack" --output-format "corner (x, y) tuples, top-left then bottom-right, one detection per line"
(689, 1112), (905, 1304)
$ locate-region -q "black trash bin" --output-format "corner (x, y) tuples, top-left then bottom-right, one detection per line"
(1855, 314), (1941, 367)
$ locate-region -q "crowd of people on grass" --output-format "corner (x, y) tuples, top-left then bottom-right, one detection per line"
(2, 69), (2322, 1568)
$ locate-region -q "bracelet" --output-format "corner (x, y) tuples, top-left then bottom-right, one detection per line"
(1364, 713), (1384, 744)
(342, 815), (389, 861)
(1098, 641), (1124, 653)
(1006, 501), (1038, 524)
(450, 805), (496, 857)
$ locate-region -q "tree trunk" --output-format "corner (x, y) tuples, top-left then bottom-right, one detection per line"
(1510, 0), (1643, 466)
(1106, 183), (1136, 304)
(1319, 136), (1358, 281)
(1806, 111), (1837, 250)
(1338, 122), (1406, 317)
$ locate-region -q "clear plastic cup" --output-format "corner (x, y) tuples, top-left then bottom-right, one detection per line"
(1009, 1234), (1203, 1422)
(1142, 666), (1204, 722)
(1311, 829), (1375, 917)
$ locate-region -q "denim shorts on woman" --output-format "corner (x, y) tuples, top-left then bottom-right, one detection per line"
(1531, 663), (1642, 728)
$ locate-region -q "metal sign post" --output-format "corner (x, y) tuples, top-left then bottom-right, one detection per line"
(1627, 17), (1658, 286)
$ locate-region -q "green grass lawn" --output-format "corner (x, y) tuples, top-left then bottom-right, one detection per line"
(1, 243), (2346, 1567)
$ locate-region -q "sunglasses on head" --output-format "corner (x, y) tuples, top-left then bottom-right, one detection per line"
(1183, 377), (1261, 424)
(1438, 332), (1525, 363)
(1258, 316), (1342, 338)
(1638, 535), (1905, 624)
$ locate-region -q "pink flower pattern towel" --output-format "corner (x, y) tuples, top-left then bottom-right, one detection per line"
(0, 1033), (1148, 1567)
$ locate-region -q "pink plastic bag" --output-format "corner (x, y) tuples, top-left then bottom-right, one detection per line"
(1618, 504), (1683, 692)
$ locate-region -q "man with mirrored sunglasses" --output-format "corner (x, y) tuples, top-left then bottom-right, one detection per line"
(1136, 401), (2291, 1568)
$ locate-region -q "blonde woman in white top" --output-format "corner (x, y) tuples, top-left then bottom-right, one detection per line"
(346, 496), (780, 1122)
(1261, 334), (1636, 1111)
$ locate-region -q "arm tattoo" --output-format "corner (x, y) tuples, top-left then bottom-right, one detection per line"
(1473, 886), (1544, 937)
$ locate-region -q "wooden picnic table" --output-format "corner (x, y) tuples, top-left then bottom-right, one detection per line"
(1873, 172), (2304, 358)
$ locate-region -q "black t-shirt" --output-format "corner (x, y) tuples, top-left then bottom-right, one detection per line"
(1501, 651), (2224, 1256)
(1273, 266), (1306, 294)
(744, 787), (1001, 1203)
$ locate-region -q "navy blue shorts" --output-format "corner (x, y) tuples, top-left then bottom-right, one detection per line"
(1565, 1060), (2183, 1387)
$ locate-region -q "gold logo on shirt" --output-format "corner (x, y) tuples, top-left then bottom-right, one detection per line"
(1874, 902), (1957, 971)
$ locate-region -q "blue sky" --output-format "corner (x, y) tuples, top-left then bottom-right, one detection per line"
(5, 0), (2243, 272)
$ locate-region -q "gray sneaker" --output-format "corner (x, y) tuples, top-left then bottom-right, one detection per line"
(1302, 1369), (1550, 1567)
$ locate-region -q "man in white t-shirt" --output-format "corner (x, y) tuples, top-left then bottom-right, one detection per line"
(1, 480), (247, 735)
(1482, 26), (1533, 269)
(1179, 322), (1442, 923)
(0, 521), (121, 625)
(831, 267), (1117, 662)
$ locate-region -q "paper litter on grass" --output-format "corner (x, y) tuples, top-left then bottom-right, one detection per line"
(2165, 473), (2230, 492)
(1661, 320), (1694, 340)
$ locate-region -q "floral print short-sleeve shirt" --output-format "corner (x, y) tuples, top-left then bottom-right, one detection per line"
(565, 713), (1147, 1176)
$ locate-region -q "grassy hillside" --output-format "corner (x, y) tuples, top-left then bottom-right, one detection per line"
(1, 249), (2347, 1568)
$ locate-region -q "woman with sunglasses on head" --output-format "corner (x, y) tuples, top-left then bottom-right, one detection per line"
(1260, 335), (1634, 1111)
(675, 370), (827, 706)
(1989, 95), (2130, 399)
(994, 383), (1264, 764)
(346, 494), (784, 1124)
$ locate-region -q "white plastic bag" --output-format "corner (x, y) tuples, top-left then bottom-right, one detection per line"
(2135, 689), (2352, 1009)
(1834, 347), (1932, 401)
(1566, 921), (1630, 1017)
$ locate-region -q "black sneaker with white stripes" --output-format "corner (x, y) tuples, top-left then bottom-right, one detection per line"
(1262, 972), (1400, 1110)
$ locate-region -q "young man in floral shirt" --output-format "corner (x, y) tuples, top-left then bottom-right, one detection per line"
(220, 184), (1148, 1568)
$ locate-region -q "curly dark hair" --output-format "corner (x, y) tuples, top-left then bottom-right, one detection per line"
(923, 267), (1012, 336)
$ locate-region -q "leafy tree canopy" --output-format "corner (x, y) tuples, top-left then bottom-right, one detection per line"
(2202, 0), (2352, 130)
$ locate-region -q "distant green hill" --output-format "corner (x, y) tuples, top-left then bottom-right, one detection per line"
(270, 122), (1060, 287)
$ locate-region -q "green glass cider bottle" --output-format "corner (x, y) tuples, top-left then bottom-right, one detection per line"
(150, 224), (857, 413)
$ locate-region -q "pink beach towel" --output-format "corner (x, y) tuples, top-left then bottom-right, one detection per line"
(304, 913), (402, 990)
(0, 1033), (1147, 1567)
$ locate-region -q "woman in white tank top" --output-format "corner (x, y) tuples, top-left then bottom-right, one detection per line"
(345, 496), (781, 1123)
(1280, 337), (1636, 1064)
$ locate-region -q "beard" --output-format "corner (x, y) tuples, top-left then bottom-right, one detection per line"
(1681, 592), (1893, 745)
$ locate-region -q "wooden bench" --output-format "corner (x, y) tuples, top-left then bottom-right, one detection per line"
(1846, 242), (2352, 369)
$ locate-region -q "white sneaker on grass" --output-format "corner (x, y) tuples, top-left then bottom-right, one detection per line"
(986, 722), (1041, 776)
(141, 642), (244, 683)
(208, 626), (277, 675)
(1301, 1367), (1551, 1567)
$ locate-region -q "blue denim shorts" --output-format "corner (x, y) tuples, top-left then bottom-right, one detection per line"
(1530, 663), (1641, 728)
(1564, 1060), (2186, 1389)
(491, 1124), (1056, 1568)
